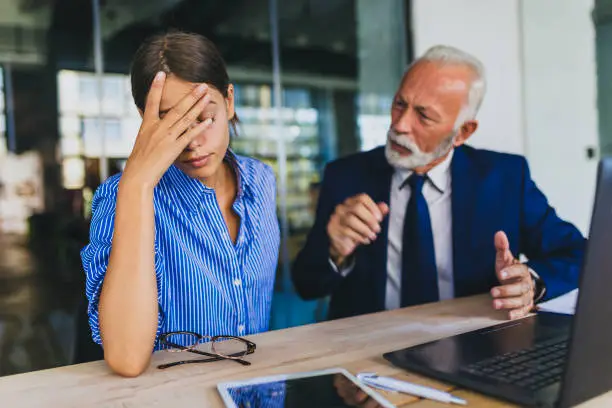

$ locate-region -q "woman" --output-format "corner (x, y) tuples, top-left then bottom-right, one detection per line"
(80, 31), (280, 377)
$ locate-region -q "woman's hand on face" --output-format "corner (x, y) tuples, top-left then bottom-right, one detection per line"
(122, 72), (213, 189)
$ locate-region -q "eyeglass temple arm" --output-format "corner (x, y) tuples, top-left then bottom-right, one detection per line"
(158, 355), (251, 370)
(163, 340), (220, 359)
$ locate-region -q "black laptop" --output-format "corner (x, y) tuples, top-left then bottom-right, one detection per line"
(383, 158), (612, 408)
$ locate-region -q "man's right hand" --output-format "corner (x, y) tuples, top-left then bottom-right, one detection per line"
(122, 71), (214, 189)
(327, 193), (389, 267)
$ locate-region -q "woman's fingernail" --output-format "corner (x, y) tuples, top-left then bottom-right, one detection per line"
(195, 84), (208, 95)
(155, 71), (165, 82)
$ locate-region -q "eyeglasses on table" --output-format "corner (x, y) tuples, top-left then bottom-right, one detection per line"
(157, 331), (256, 370)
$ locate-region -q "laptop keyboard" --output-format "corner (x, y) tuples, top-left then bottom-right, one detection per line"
(461, 336), (568, 391)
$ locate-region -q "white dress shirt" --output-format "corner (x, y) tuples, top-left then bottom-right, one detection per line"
(385, 149), (455, 310)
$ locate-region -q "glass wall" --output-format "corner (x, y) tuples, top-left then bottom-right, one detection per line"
(0, 0), (94, 376)
(271, 0), (408, 327)
(0, 67), (4, 154)
(0, 0), (409, 375)
(57, 70), (140, 217)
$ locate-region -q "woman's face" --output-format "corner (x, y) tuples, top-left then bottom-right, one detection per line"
(156, 74), (235, 181)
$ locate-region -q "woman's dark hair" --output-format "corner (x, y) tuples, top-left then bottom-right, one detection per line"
(130, 31), (238, 130)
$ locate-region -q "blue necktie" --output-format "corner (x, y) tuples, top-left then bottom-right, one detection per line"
(401, 173), (439, 307)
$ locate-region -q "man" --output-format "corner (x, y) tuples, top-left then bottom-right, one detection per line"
(291, 45), (585, 321)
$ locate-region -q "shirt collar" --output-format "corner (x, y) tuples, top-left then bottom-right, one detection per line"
(164, 149), (250, 212)
(395, 148), (454, 193)
(225, 148), (250, 201)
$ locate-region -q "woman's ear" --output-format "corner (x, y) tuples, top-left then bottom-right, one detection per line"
(226, 84), (235, 120)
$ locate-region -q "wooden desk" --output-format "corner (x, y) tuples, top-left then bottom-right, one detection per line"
(0, 295), (609, 407)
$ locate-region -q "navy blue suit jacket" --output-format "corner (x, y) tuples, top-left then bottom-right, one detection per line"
(291, 145), (586, 320)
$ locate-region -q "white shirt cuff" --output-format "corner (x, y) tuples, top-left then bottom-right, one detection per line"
(329, 256), (355, 277)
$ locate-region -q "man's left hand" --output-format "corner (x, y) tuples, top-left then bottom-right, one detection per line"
(491, 231), (535, 320)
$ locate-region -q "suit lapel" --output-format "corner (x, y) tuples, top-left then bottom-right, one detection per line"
(361, 148), (393, 310)
(451, 146), (480, 297)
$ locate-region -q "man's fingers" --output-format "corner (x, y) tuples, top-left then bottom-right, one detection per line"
(340, 212), (378, 241)
(493, 296), (526, 310)
(494, 230), (514, 267)
(509, 302), (534, 320)
(143, 71), (166, 122)
(328, 194), (386, 260)
(333, 237), (358, 257)
(378, 202), (390, 216)
(337, 227), (370, 246)
(350, 194), (383, 222)
(493, 290), (533, 310)
(491, 280), (531, 298)
(349, 203), (382, 235)
(494, 230), (510, 252)
(498, 263), (529, 282)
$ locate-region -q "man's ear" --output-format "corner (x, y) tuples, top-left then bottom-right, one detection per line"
(226, 84), (235, 120)
(453, 120), (478, 147)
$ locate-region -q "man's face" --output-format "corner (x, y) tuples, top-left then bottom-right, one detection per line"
(385, 61), (477, 171)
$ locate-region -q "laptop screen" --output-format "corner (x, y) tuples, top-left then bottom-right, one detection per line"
(559, 158), (612, 407)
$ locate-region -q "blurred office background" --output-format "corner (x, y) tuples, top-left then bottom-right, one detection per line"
(0, 0), (603, 376)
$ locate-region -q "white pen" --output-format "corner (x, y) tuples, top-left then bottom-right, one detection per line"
(357, 372), (467, 405)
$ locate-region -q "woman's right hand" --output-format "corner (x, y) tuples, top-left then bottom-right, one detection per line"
(122, 71), (213, 188)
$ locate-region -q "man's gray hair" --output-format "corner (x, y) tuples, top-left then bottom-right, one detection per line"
(410, 45), (487, 128)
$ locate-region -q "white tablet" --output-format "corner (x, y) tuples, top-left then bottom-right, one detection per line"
(217, 367), (394, 408)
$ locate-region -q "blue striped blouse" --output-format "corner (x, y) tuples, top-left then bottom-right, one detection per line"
(80, 151), (280, 350)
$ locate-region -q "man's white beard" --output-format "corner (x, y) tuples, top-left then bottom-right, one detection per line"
(384, 128), (456, 170)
